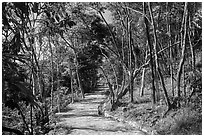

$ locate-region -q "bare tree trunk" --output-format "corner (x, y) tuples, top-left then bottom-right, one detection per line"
(60, 35), (85, 99)
(140, 50), (148, 97)
(30, 55), (34, 134)
(48, 34), (54, 112)
(99, 7), (130, 102)
(183, 66), (186, 98)
(56, 61), (60, 113)
(129, 74), (134, 103)
(176, 3), (188, 105)
(117, 22), (127, 99)
(99, 47), (118, 100)
(30, 48), (43, 132)
(143, 2), (156, 104)
(30, 105), (33, 134)
(16, 104), (30, 134)
(188, 16), (195, 70)
(155, 75), (160, 103)
(148, 2), (171, 108)
(127, 10), (134, 103)
(140, 68), (146, 97)
(167, 2), (174, 97)
(69, 57), (74, 103)
(99, 67), (115, 105)
(30, 35), (47, 118)
(74, 50), (85, 99)
(70, 68), (74, 103)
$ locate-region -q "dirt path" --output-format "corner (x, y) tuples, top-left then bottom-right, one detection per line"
(51, 92), (147, 135)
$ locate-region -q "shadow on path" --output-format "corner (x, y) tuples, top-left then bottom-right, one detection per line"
(52, 92), (145, 135)
(58, 113), (100, 118)
(69, 126), (129, 133)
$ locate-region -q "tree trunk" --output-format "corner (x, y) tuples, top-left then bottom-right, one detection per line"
(129, 74), (134, 103)
(48, 34), (54, 112)
(140, 49), (148, 97)
(167, 2), (174, 97)
(74, 51), (85, 99)
(176, 2), (188, 105)
(126, 7), (134, 103)
(183, 66), (186, 98)
(16, 104), (30, 134)
(30, 53), (35, 135)
(60, 35), (85, 99)
(148, 2), (171, 108)
(101, 49), (118, 98)
(188, 16), (195, 70)
(30, 104), (33, 134)
(99, 67), (115, 106)
(56, 61), (60, 113)
(143, 2), (156, 104)
(117, 67), (127, 100)
(140, 68), (146, 97)
(69, 57), (74, 103)
(155, 76), (160, 103)
(70, 68), (74, 103)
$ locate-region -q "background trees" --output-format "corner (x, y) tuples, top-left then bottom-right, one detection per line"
(2, 2), (202, 135)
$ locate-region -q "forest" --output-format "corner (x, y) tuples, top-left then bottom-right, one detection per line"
(2, 2), (202, 135)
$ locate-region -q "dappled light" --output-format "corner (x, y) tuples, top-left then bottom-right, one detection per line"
(2, 2), (202, 135)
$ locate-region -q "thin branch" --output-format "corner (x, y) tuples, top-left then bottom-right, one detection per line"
(123, 6), (152, 24)
(97, 10), (121, 58)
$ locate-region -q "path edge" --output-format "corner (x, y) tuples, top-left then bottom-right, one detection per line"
(104, 111), (159, 135)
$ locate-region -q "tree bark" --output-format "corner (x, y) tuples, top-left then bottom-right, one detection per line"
(127, 8), (134, 103)
(99, 67), (115, 106)
(188, 16), (195, 70)
(60, 35), (85, 99)
(30, 105), (33, 134)
(48, 33), (54, 112)
(69, 57), (74, 103)
(166, 2), (174, 97)
(140, 68), (146, 97)
(176, 2), (188, 103)
(140, 49), (148, 97)
(148, 2), (171, 108)
(143, 2), (156, 104)
(74, 50), (85, 99)
(56, 61), (60, 113)
(16, 104), (30, 134)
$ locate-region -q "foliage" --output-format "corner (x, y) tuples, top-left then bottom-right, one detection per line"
(2, 2), (47, 134)
(77, 43), (106, 93)
(2, 2), (202, 135)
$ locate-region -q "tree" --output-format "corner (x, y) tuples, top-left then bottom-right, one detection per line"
(2, 2), (45, 134)
(143, 2), (156, 104)
(175, 2), (188, 107)
(91, 3), (150, 110)
(148, 2), (172, 109)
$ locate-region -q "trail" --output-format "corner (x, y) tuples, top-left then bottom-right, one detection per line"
(51, 92), (147, 135)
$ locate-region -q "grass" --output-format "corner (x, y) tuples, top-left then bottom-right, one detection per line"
(156, 107), (202, 135)
(111, 79), (202, 135)
(47, 124), (72, 135)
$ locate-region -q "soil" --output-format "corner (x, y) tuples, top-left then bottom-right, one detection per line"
(47, 89), (201, 135)
(47, 91), (149, 135)
(109, 93), (202, 135)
